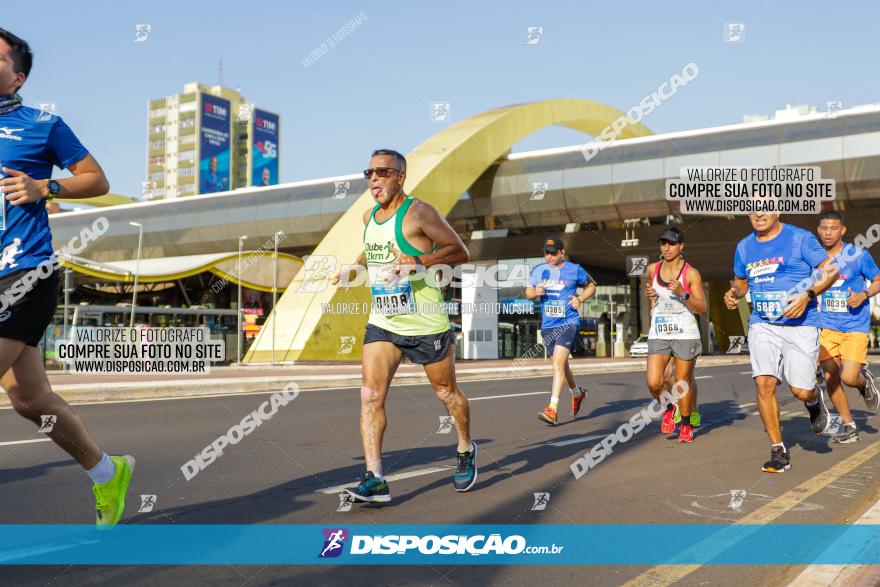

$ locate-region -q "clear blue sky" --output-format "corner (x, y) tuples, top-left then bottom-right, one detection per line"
(6, 0), (878, 197)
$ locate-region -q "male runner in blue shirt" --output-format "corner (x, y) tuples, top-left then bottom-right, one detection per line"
(725, 212), (839, 472)
(526, 237), (596, 425)
(0, 28), (134, 529)
(815, 211), (880, 444)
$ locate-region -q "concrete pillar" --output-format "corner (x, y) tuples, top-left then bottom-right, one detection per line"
(461, 261), (499, 359)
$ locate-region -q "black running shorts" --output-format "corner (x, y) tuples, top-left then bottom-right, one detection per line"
(363, 323), (453, 365)
(0, 268), (60, 346)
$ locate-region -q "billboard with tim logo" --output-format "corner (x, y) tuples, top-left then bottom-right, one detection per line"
(251, 109), (280, 187)
(199, 93), (231, 194)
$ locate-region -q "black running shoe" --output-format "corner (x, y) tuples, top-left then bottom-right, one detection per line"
(344, 471), (391, 503)
(860, 366), (879, 411)
(762, 446), (790, 473)
(805, 388), (831, 434)
(453, 442), (478, 492)
(832, 422), (859, 444)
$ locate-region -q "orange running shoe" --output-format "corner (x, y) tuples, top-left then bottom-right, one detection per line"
(571, 387), (588, 417)
(678, 423), (694, 443)
(538, 406), (558, 425)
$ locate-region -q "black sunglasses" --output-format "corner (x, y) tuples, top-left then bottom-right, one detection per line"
(363, 167), (402, 179)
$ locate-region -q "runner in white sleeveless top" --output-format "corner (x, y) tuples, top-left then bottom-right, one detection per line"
(645, 226), (707, 443)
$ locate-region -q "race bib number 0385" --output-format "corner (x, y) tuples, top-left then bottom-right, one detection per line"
(545, 300), (565, 318)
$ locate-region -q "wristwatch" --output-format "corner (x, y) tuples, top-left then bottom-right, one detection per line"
(46, 179), (61, 200)
(682, 292), (691, 301)
(806, 289), (817, 301)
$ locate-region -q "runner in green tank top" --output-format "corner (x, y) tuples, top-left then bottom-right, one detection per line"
(331, 149), (477, 503)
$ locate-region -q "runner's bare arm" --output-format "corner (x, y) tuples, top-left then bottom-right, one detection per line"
(849, 273), (880, 308)
(645, 262), (657, 306)
(1, 154), (109, 205)
(783, 257), (840, 318)
(684, 266), (707, 314)
(725, 277), (749, 310)
(402, 201), (469, 268)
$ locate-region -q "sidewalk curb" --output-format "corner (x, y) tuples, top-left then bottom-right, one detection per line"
(3, 356), (753, 407)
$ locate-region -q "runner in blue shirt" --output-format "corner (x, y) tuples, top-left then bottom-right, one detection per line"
(815, 211), (880, 444)
(526, 237), (596, 425)
(0, 28), (133, 529)
(725, 212), (839, 473)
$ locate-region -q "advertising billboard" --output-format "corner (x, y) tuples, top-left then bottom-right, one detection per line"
(251, 109), (279, 186)
(199, 93), (231, 194)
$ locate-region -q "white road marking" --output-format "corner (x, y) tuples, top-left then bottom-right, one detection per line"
(549, 434), (606, 447)
(740, 371), (753, 375)
(694, 375), (713, 380)
(470, 391), (547, 402)
(0, 438), (52, 447)
(317, 466), (455, 494)
(738, 402), (757, 409)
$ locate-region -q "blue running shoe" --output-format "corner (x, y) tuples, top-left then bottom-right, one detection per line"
(344, 471), (391, 503)
(453, 442), (478, 492)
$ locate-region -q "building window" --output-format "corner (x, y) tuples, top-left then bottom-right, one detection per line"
(179, 101), (197, 113)
(149, 140), (165, 149)
(180, 117), (196, 128)
(149, 124), (165, 133)
(178, 167), (195, 177)
(148, 155), (165, 166)
(148, 171), (163, 181)
(178, 149), (195, 161)
(180, 134), (195, 145)
(179, 183), (194, 193)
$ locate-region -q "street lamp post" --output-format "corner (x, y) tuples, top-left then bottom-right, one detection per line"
(129, 222), (143, 328)
(237, 235), (248, 364)
(271, 230), (283, 365)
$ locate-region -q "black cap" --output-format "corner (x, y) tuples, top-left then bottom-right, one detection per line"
(543, 237), (564, 254)
(657, 226), (684, 244)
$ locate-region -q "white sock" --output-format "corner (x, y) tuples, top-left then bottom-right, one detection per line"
(370, 470), (384, 481)
(569, 385), (580, 395)
(772, 442), (786, 452)
(87, 453), (116, 485)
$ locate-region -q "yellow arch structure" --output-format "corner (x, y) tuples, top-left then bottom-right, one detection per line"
(244, 99), (653, 362)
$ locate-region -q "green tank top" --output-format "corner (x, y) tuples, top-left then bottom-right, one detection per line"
(363, 195), (450, 336)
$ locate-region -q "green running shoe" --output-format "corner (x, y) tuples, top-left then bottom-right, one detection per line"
(93, 455), (135, 531)
(673, 406), (682, 425)
(344, 471), (391, 503)
(690, 411), (701, 427)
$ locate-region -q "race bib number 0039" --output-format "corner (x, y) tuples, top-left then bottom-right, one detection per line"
(823, 290), (849, 313)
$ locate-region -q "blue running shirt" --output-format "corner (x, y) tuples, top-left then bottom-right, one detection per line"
(529, 261), (590, 329)
(0, 104), (89, 277)
(733, 223), (828, 327)
(820, 243), (879, 333)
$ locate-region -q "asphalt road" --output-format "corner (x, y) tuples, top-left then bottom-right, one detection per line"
(1, 363), (879, 586)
